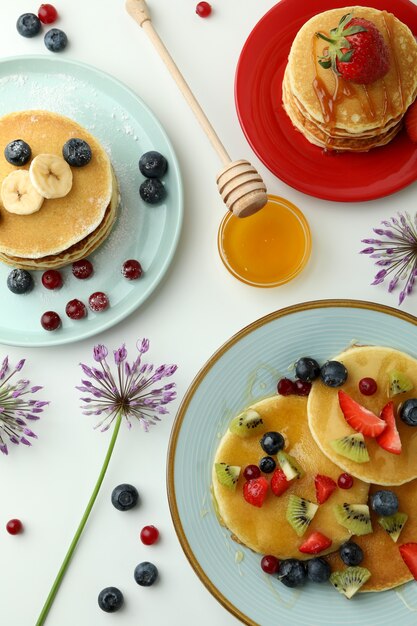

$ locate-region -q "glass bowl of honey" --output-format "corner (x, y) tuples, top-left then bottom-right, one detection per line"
(217, 194), (311, 287)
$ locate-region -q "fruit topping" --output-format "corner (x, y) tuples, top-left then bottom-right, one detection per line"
(65, 299), (87, 320)
(399, 543), (417, 580)
(334, 503), (372, 536)
(16, 13), (42, 38)
(405, 100), (417, 144)
(38, 4), (58, 24)
(306, 557), (331, 583)
(314, 474), (337, 504)
(122, 259), (143, 280)
(370, 489), (399, 517)
(294, 379), (312, 396)
(140, 178), (166, 204)
(41, 311), (61, 331)
(295, 357), (320, 382)
(7, 269), (33, 294)
(88, 291), (109, 312)
(338, 389), (386, 437)
(277, 559), (307, 587)
(358, 377), (377, 396)
(72, 259), (93, 279)
(63, 138), (92, 167)
(339, 541), (364, 566)
(1, 170), (44, 215)
(330, 433), (370, 463)
(4, 140), (31, 166)
(243, 476), (268, 508)
(388, 370), (413, 396)
(134, 561), (158, 586)
(215, 462), (240, 490)
(259, 456), (276, 474)
(320, 360), (348, 387)
(316, 13), (390, 85)
(29, 154), (72, 199)
(378, 512), (408, 543)
(139, 151), (168, 178)
(337, 472), (354, 489)
(6, 519), (23, 535)
(196, 2), (212, 18)
(277, 450), (304, 481)
(98, 587), (124, 613)
(44, 28), (68, 52)
(376, 401), (401, 455)
(260, 431), (285, 455)
(140, 525), (159, 545)
(298, 531), (332, 554)
(243, 464), (260, 481)
(260, 555), (279, 575)
(277, 377), (296, 396)
(286, 495), (318, 537)
(229, 409), (263, 437)
(400, 398), (417, 426)
(111, 483), (139, 511)
(41, 269), (62, 290)
(270, 467), (291, 496)
(329, 566), (371, 599)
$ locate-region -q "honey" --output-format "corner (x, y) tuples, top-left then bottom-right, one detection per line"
(218, 195), (311, 287)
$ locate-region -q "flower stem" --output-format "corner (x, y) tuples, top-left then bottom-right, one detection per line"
(35, 412), (122, 626)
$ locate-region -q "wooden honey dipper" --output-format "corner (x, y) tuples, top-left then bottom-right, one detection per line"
(126, 0), (268, 218)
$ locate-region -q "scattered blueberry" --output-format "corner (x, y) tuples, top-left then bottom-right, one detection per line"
(295, 357), (321, 382)
(4, 140), (31, 166)
(7, 269), (33, 294)
(16, 13), (41, 38)
(259, 456), (276, 474)
(139, 178), (166, 204)
(111, 484), (139, 511)
(139, 151), (168, 178)
(306, 557), (331, 583)
(277, 559), (306, 587)
(320, 360), (348, 387)
(260, 431), (285, 455)
(134, 561), (158, 587)
(339, 541), (364, 566)
(63, 138), (92, 167)
(400, 398), (417, 426)
(98, 587), (124, 613)
(44, 28), (68, 52)
(370, 490), (399, 517)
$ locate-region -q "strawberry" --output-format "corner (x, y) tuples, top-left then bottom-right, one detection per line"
(338, 389), (387, 437)
(299, 531), (332, 555)
(316, 12), (390, 84)
(399, 543), (417, 580)
(243, 476), (268, 507)
(314, 474), (337, 504)
(376, 401), (402, 455)
(271, 467), (291, 496)
(405, 100), (417, 143)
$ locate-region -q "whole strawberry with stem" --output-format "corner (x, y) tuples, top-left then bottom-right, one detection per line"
(316, 13), (390, 84)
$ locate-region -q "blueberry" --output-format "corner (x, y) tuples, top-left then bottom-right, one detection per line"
(295, 357), (321, 382)
(339, 541), (364, 566)
(111, 483), (139, 511)
(134, 561), (158, 587)
(44, 28), (68, 52)
(98, 587), (124, 613)
(259, 456), (276, 474)
(139, 178), (166, 204)
(320, 360), (348, 387)
(400, 399), (417, 426)
(277, 559), (306, 587)
(63, 138), (92, 167)
(16, 13), (41, 38)
(260, 431), (285, 455)
(370, 490), (399, 517)
(139, 151), (168, 178)
(306, 557), (331, 582)
(7, 269), (33, 295)
(4, 140), (31, 166)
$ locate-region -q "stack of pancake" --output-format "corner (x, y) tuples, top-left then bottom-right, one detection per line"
(0, 110), (118, 269)
(282, 6), (417, 151)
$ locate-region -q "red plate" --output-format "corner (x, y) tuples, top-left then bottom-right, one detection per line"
(235, 0), (417, 202)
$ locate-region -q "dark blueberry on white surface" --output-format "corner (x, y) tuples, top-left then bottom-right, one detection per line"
(16, 13), (41, 38)
(139, 178), (166, 204)
(44, 28), (68, 52)
(134, 562), (158, 586)
(111, 484), (139, 511)
(98, 587), (124, 613)
(7, 269), (33, 294)
(4, 140), (31, 166)
(139, 151), (168, 178)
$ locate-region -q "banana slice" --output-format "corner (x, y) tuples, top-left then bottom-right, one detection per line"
(1, 170), (44, 215)
(29, 153), (73, 199)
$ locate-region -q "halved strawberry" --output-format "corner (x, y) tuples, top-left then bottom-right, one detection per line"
(271, 467), (291, 496)
(376, 401), (402, 455)
(299, 531), (332, 554)
(338, 390), (386, 437)
(405, 100), (417, 143)
(314, 474), (337, 504)
(399, 542), (417, 579)
(243, 476), (268, 507)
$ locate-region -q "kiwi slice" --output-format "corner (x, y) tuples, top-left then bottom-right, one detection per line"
(334, 503), (372, 536)
(277, 450), (305, 481)
(229, 409), (263, 437)
(388, 370), (413, 397)
(214, 463), (241, 490)
(286, 494), (318, 537)
(330, 433), (370, 463)
(378, 512), (408, 542)
(330, 566), (371, 599)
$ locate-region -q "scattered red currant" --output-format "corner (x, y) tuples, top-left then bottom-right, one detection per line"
(88, 291), (109, 312)
(294, 379), (312, 396)
(38, 3), (58, 24)
(338, 473), (354, 489)
(359, 377), (377, 396)
(196, 2), (212, 17)
(277, 377), (296, 396)
(122, 259), (143, 280)
(72, 259), (93, 279)
(6, 519), (23, 535)
(41, 269), (63, 290)
(140, 525), (159, 545)
(41, 311), (61, 331)
(243, 464), (261, 481)
(261, 555), (279, 574)
(65, 299), (87, 320)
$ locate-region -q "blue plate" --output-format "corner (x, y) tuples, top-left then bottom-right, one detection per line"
(0, 56), (183, 347)
(168, 300), (417, 626)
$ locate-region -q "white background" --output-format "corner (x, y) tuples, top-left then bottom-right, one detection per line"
(1, 1), (416, 625)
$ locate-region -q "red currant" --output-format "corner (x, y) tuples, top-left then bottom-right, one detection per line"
(261, 555), (279, 574)
(6, 519), (23, 535)
(140, 525), (159, 545)
(122, 259), (143, 280)
(41, 269), (63, 290)
(65, 299), (87, 320)
(338, 473), (354, 489)
(277, 378), (296, 396)
(243, 464), (261, 481)
(38, 4), (58, 24)
(359, 377), (378, 396)
(294, 379), (312, 396)
(41, 311), (61, 331)
(196, 2), (212, 17)
(72, 259), (93, 279)
(88, 292), (109, 312)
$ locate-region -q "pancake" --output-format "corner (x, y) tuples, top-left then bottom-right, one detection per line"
(308, 346), (417, 485)
(212, 395), (369, 560)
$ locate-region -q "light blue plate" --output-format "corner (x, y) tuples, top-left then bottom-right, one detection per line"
(168, 300), (417, 626)
(0, 55), (183, 346)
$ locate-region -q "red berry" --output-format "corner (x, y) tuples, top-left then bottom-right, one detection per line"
(376, 401), (402, 455)
(359, 377), (377, 396)
(88, 291), (109, 312)
(6, 519), (23, 535)
(72, 259), (93, 279)
(196, 2), (212, 17)
(299, 531), (332, 555)
(38, 3), (58, 24)
(140, 525), (159, 545)
(41, 269), (63, 290)
(338, 472), (354, 489)
(41, 311), (61, 331)
(294, 379), (312, 396)
(314, 474), (337, 504)
(277, 377), (296, 396)
(65, 299), (87, 320)
(122, 259), (143, 280)
(261, 555), (279, 574)
(243, 476), (268, 507)
(243, 464), (261, 481)
(338, 389), (386, 437)
(270, 467), (291, 496)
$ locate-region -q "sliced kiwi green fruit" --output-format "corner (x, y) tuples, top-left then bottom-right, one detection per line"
(286, 494), (318, 537)
(388, 370), (413, 397)
(277, 450), (305, 481)
(334, 503), (372, 536)
(330, 566), (371, 599)
(214, 463), (241, 490)
(330, 433), (370, 463)
(378, 512), (408, 542)
(229, 409), (263, 437)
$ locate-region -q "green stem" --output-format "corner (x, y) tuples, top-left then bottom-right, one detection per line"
(36, 412), (123, 626)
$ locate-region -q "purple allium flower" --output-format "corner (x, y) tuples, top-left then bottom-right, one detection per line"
(361, 211), (417, 305)
(78, 339), (177, 432)
(0, 357), (48, 455)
